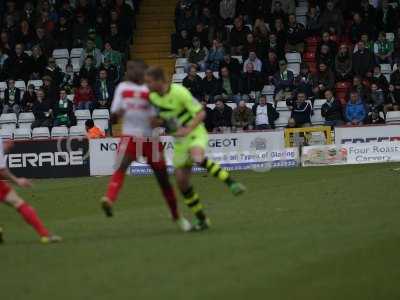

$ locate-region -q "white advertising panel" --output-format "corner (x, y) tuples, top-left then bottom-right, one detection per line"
(302, 142), (400, 167)
(89, 131), (298, 176)
(335, 125), (400, 145)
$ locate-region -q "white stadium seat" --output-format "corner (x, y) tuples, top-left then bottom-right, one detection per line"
(172, 73), (186, 84)
(175, 58), (188, 73)
(71, 57), (81, 72)
(92, 109), (110, 131)
(51, 126), (69, 138)
(56, 58), (69, 72)
(276, 101), (289, 111)
(52, 48), (69, 59)
(32, 127), (50, 139)
(380, 64), (392, 74)
(275, 110), (292, 127)
(262, 85), (275, 95)
(0, 128), (13, 140)
(297, 15), (306, 26)
(18, 112), (35, 128)
(75, 110), (91, 128)
(313, 99), (326, 109)
(69, 125), (86, 137)
(13, 128), (31, 140)
(295, 6), (308, 16)
(386, 111), (400, 124)
(285, 52), (302, 64)
(231, 55), (243, 64)
(197, 72), (205, 79)
(70, 48), (83, 58)
(15, 80), (26, 91)
(0, 81), (7, 91)
(27, 80), (43, 90)
(311, 109), (324, 125)
(0, 113), (17, 130)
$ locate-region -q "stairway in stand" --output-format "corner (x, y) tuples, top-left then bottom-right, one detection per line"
(131, 0), (176, 76)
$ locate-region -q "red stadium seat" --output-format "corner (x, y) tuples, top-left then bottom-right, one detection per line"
(337, 92), (348, 105)
(307, 62), (317, 74)
(303, 52), (316, 63)
(335, 81), (351, 92)
(306, 36), (320, 47)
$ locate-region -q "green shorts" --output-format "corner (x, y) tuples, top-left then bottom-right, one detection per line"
(173, 125), (208, 168)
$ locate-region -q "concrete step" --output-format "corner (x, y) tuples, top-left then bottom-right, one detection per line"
(140, 19), (173, 29)
(131, 50), (171, 59)
(134, 35), (170, 44)
(141, 5), (175, 15)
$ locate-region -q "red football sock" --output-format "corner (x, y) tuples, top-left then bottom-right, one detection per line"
(161, 186), (179, 221)
(17, 202), (49, 237)
(106, 169), (126, 203)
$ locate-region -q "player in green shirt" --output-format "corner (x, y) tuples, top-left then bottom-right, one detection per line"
(145, 66), (246, 231)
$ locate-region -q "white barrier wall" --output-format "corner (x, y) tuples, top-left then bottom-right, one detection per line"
(335, 125), (400, 145)
(302, 142), (400, 167)
(89, 131), (299, 176)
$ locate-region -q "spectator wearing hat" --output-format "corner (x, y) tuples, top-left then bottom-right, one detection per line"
(335, 44), (353, 81)
(345, 90), (367, 126)
(273, 60), (295, 102)
(21, 84), (37, 112)
(53, 89), (75, 127)
(212, 98), (233, 132)
(321, 89), (343, 127)
(94, 69), (115, 109)
(74, 78), (95, 110)
(80, 39), (103, 68)
(252, 95), (280, 130)
(3, 79), (22, 114)
(232, 100), (254, 131)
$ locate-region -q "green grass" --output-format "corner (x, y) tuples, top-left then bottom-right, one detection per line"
(1, 164), (400, 300)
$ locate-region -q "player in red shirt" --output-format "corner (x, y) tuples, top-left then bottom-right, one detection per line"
(0, 140), (61, 244)
(100, 60), (191, 232)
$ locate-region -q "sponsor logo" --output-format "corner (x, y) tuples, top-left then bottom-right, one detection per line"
(208, 138), (239, 148)
(341, 136), (400, 144)
(6, 151), (83, 168)
(250, 137), (267, 151)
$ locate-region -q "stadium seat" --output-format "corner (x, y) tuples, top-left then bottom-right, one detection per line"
(275, 110), (291, 127)
(75, 109), (91, 127)
(297, 15), (306, 26)
(285, 52), (302, 64)
(52, 48), (69, 59)
(313, 99), (326, 109)
(226, 103), (236, 109)
(335, 81), (351, 93)
(380, 64), (392, 74)
(51, 126), (69, 138)
(71, 57), (81, 72)
(175, 58), (188, 73)
(92, 109), (110, 131)
(172, 73), (186, 84)
(56, 58), (68, 72)
(0, 81), (7, 91)
(69, 125), (86, 137)
(288, 63), (300, 76)
(303, 52), (316, 63)
(276, 101), (289, 111)
(32, 127), (50, 139)
(231, 55), (243, 64)
(13, 128), (31, 140)
(70, 48), (83, 58)
(0, 128), (13, 140)
(305, 36), (320, 48)
(27, 80), (43, 90)
(262, 85), (275, 95)
(0, 113), (17, 130)
(295, 6), (308, 16)
(386, 32), (395, 42)
(18, 112), (35, 128)
(213, 71), (220, 79)
(386, 111), (400, 124)
(298, 1), (308, 8)
(24, 50), (32, 56)
(225, 24), (234, 32)
(197, 72), (205, 79)
(311, 109), (324, 125)
(15, 80), (26, 91)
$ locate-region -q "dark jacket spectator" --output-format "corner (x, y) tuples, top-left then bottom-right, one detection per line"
(212, 99), (233, 131)
(94, 70), (115, 109)
(21, 84), (37, 112)
(229, 17), (251, 54)
(182, 71), (204, 100)
(335, 45), (353, 81)
(43, 58), (64, 87)
(31, 89), (53, 129)
(376, 1), (396, 32)
(291, 93), (312, 126)
(7, 44), (33, 82)
(201, 70), (220, 102)
(241, 64), (264, 97)
(79, 57), (98, 86)
(3, 80), (22, 114)
(273, 61), (295, 94)
(217, 67), (241, 102)
(201, 100), (214, 132)
(352, 42), (375, 77)
(319, 1), (344, 35)
(321, 91), (343, 126)
(219, 55), (242, 75)
(312, 63), (335, 98)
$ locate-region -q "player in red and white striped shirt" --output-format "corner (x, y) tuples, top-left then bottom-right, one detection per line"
(0, 139), (61, 244)
(101, 60), (191, 232)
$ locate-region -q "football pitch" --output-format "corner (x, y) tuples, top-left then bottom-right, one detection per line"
(1, 164), (399, 300)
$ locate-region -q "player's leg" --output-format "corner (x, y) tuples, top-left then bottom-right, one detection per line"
(189, 131), (246, 195)
(0, 226), (3, 244)
(2, 187), (61, 244)
(101, 137), (134, 217)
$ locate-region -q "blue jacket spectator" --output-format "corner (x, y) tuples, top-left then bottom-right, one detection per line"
(345, 91), (367, 125)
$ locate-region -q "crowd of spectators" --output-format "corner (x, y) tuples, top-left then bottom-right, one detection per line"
(0, 0), (138, 130)
(173, 0), (400, 130)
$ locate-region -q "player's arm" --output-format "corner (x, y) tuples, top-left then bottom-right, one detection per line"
(110, 84), (124, 124)
(0, 168), (32, 188)
(175, 109), (205, 137)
